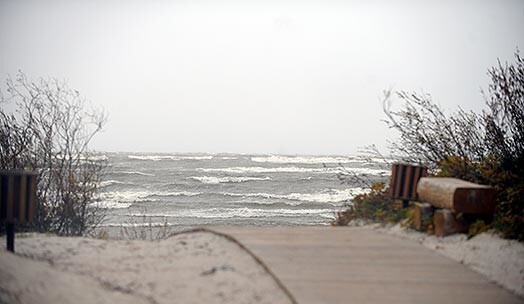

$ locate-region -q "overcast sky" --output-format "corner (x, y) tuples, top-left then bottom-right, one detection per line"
(1, 0), (523, 155)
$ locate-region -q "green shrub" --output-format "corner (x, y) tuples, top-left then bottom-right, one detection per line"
(333, 183), (408, 225)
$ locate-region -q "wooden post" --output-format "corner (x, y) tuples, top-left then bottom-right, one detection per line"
(413, 202), (433, 231)
(6, 223), (14, 252)
(433, 209), (468, 237)
(1, 171), (38, 253)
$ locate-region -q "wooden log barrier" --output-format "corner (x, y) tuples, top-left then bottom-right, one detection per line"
(433, 209), (468, 237)
(389, 163), (428, 208)
(417, 177), (496, 214)
(413, 202), (433, 231)
(0, 170), (38, 252)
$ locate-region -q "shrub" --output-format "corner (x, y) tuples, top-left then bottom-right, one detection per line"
(332, 183), (408, 225)
(335, 51), (524, 241)
(380, 51), (524, 240)
(0, 72), (107, 236)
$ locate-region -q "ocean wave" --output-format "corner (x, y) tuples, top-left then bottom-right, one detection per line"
(148, 191), (201, 197)
(117, 171), (155, 177)
(99, 190), (155, 203)
(126, 207), (334, 219)
(188, 176), (271, 184)
(199, 166), (389, 175)
(97, 189), (201, 209)
(87, 154), (109, 161)
(251, 155), (357, 164)
(319, 213), (337, 219)
(339, 167), (390, 175)
(100, 222), (173, 227)
(220, 188), (368, 204)
(99, 180), (134, 187)
(200, 166), (329, 174)
(93, 201), (133, 209)
(128, 155), (213, 161)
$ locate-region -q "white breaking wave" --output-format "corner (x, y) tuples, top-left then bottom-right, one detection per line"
(99, 180), (134, 187)
(88, 154), (109, 161)
(220, 188), (367, 204)
(251, 155), (357, 164)
(101, 222), (173, 227)
(93, 201), (133, 209)
(149, 191), (201, 197)
(199, 166), (389, 175)
(118, 171), (155, 177)
(97, 190), (201, 209)
(188, 176), (271, 184)
(127, 207), (334, 219)
(128, 155), (213, 161)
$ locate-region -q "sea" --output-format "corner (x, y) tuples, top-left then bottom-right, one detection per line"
(97, 153), (390, 229)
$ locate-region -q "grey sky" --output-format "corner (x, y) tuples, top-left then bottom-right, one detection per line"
(1, 0), (523, 155)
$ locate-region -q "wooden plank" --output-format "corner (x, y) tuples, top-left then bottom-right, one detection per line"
(389, 164), (398, 197)
(27, 174), (37, 220)
(394, 165), (403, 199)
(18, 175), (27, 223)
(213, 226), (522, 304)
(402, 165), (412, 199)
(6, 175), (14, 222)
(417, 177), (496, 213)
(0, 175), (3, 219)
(411, 166), (423, 200)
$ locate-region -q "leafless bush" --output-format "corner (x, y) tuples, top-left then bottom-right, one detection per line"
(382, 90), (486, 172)
(378, 51), (524, 240)
(484, 51), (524, 172)
(119, 214), (172, 240)
(0, 72), (107, 236)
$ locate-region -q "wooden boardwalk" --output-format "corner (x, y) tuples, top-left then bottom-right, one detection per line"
(214, 226), (522, 304)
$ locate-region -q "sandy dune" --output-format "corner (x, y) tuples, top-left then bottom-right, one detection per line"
(0, 230), (294, 304)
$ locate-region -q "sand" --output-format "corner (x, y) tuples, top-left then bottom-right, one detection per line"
(1, 225), (522, 303)
(0, 230), (294, 304)
(369, 223), (524, 297)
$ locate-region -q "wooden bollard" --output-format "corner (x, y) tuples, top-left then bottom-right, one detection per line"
(433, 209), (468, 237)
(417, 177), (496, 214)
(0, 170), (38, 252)
(413, 202), (433, 231)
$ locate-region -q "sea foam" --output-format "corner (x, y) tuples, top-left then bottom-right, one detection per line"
(127, 207), (334, 219)
(220, 188), (367, 205)
(117, 171), (155, 177)
(251, 155), (357, 164)
(199, 166), (389, 176)
(99, 180), (134, 187)
(188, 176), (271, 184)
(128, 155), (213, 161)
(97, 189), (201, 209)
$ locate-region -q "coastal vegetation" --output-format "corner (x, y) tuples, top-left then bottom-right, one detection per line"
(335, 51), (524, 241)
(0, 72), (107, 236)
